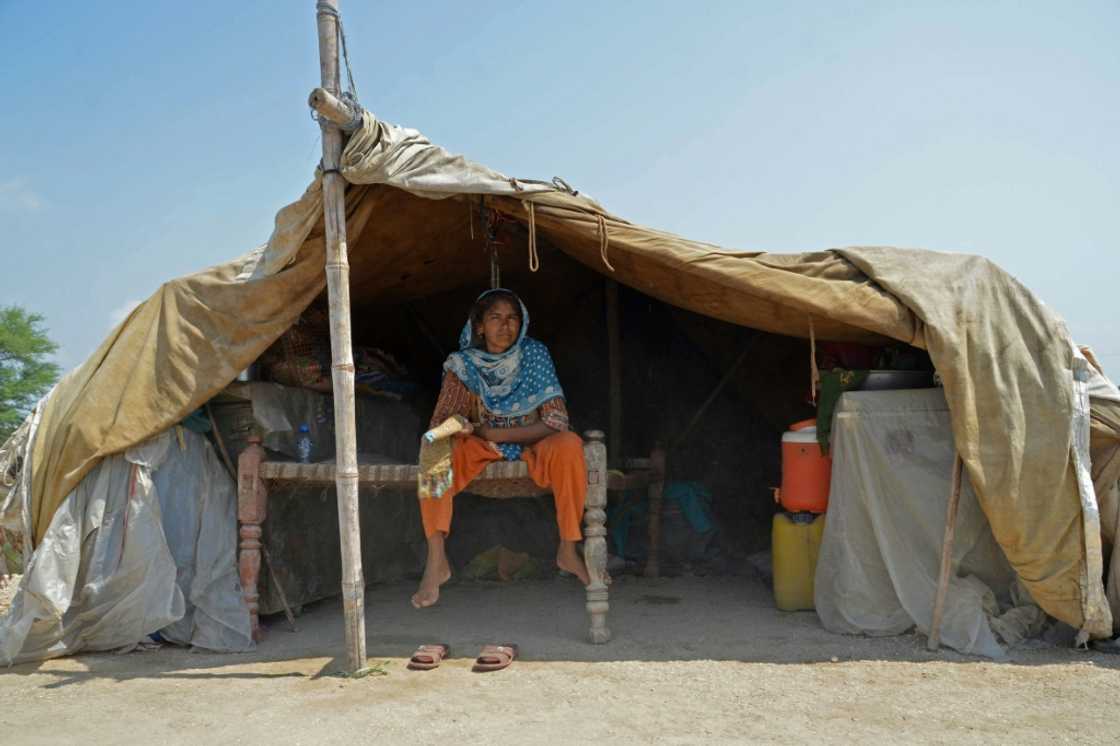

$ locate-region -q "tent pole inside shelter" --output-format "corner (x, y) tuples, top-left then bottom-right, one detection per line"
(606, 280), (622, 469)
(315, 0), (367, 673)
(927, 453), (964, 651)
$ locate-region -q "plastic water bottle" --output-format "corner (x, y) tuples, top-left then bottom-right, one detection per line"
(296, 424), (312, 463)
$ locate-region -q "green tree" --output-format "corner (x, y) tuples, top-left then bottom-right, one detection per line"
(0, 306), (60, 442)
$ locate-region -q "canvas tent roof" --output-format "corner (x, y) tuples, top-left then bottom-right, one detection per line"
(10, 111), (1116, 640)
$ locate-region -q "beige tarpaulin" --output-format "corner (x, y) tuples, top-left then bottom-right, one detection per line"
(18, 111), (1116, 639)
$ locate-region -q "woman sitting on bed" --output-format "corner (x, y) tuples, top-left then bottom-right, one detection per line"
(412, 288), (589, 609)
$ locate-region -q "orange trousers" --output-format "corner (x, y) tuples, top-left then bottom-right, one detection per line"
(419, 431), (587, 542)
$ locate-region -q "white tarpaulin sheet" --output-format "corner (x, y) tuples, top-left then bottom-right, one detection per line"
(815, 389), (1045, 658)
(0, 427), (251, 664)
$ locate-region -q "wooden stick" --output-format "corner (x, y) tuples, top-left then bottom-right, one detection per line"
(405, 303), (446, 360)
(205, 404), (237, 480)
(606, 280), (622, 469)
(671, 345), (751, 451)
(643, 445), (668, 578)
(307, 86), (363, 131)
(927, 453), (964, 651)
(315, 0), (367, 674)
(262, 547), (299, 633)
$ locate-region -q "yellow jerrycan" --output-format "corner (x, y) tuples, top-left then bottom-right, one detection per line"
(771, 511), (825, 611)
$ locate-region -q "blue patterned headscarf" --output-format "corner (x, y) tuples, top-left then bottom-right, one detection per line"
(444, 289), (565, 460)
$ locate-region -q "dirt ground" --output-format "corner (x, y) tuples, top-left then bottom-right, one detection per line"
(2, 574), (1119, 745)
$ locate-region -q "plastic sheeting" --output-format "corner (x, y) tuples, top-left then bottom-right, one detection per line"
(0, 427), (251, 664)
(815, 389), (1042, 658)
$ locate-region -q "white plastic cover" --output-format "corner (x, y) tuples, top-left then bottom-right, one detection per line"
(815, 389), (1042, 658)
(0, 428), (251, 664)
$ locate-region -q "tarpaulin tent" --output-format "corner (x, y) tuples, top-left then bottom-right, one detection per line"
(3, 108), (1119, 662)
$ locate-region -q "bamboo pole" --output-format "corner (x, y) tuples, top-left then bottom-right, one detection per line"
(606, 280), (622, 469)
(927, 453), (964, 651)
(308, 87), (363, 131)
(315, 0), (366, 673)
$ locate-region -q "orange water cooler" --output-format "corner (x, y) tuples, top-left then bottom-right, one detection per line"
(774, 419), (831, 514)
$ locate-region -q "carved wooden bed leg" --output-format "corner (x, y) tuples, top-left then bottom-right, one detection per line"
(237, 435), (268, 641)
(644, 445), (667, 578)
(583, 430), (611, 643)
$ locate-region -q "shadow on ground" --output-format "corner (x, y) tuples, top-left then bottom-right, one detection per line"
(7, 574), (1119, 686)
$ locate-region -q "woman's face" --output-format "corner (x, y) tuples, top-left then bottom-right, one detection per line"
(476, 299), (521, 354)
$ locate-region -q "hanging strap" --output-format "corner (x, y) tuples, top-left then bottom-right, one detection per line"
(524, 200), (540, 272)
(809, 316), (820, 405)
(597, 214), (616, 272)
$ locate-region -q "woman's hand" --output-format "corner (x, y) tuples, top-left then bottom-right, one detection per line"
(476, 422), (556, 444)
(454, 420), (475, 440)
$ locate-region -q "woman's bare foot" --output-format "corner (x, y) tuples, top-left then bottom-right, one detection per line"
(557, 540), (591, 586)
(412, 535), (452, 609)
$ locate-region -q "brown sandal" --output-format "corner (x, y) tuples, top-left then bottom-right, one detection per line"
(472, 643), (519, 673)
(407, 643), (450, 670)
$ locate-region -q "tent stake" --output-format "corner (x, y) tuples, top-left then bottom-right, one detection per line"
(315, 0), (366, 673)
(927, 453), (964, 651)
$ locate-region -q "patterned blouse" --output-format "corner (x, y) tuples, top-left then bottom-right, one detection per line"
(429, 371), (570, 433)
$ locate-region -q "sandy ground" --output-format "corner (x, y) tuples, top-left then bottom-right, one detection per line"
(2, 574), (1119, 745)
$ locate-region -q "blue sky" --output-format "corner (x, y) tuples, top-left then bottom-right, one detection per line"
(1, 1), (1117, 372)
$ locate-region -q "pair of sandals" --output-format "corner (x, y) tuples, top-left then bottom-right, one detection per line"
(407, 643), (518, 672)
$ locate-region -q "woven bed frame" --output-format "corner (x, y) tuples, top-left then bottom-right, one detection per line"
(237, 430), (666, 644)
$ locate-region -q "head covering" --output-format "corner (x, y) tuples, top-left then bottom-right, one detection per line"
(444, 289), (565, 460)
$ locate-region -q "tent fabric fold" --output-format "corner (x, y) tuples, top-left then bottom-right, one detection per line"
(14, 108), (1115, 639)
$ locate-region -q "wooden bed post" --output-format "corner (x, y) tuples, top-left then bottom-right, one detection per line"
(237, 435), (268, 641)
(315, 0), (366, 673)
(583, 431), (611, 643)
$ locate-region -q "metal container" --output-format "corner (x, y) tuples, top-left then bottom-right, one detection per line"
(859, 370), (934, 391)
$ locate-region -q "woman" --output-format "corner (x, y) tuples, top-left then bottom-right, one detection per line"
(412, 289), (589, 609)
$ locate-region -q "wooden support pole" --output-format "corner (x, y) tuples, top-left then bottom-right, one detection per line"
(308, 87), (363, 132)
(315, 0), (366, 673)
(927, 453), (964, 651)
(606, 280), (623, 469)
(643, 445), (668, 579)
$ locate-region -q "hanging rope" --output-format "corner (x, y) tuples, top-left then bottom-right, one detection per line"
(809, 316), (819, 405)
(524, 200), (540, 272)
(597, 214), (616, 272)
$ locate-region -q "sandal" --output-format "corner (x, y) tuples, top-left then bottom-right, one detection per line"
(407, 643), (450, 670)
(472, 643), (518, 673)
